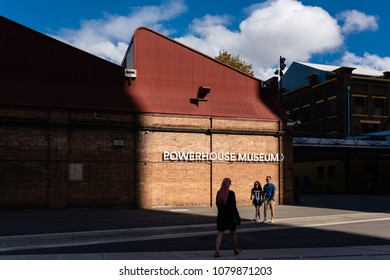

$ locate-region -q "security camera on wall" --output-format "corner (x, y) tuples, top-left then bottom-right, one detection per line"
(124, 68), (137, 79)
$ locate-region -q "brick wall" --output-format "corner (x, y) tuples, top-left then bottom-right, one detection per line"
(0, 106), (137, 209)
(0, 106), (293, 209)
(136, 114), (293, 207)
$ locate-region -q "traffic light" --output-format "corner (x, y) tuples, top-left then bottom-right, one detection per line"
(279, 56), (286, 71)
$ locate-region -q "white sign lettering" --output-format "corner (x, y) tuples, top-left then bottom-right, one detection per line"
(162, 151), (284, 163)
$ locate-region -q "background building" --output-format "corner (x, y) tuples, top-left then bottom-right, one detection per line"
(0, 16), (293, 209)
(281, 62), (390, 195)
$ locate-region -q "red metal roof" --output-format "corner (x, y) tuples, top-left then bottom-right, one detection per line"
(124, 27), (286, 120)
(0, 16), (137, 112)
(0, 17), (286, 121)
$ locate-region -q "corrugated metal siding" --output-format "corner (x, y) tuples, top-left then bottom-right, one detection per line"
(126, 27), (286, 120)
(0, 16), (139, 112)
(1, 17), (286, 120)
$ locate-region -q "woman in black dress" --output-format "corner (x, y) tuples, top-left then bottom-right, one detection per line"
(215, 177), (241, 257)
(250, 181), (263, 222)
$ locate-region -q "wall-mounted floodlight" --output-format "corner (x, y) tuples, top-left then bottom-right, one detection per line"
(190, 86), (211, 106)
(124, 69), (137, 86)
(197, 86), (211, 99)
(124, 69), (137, 79)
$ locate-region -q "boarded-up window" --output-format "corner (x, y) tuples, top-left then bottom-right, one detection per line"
(69, 163), (83, 181)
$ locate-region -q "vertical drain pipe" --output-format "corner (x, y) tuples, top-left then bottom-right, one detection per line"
(209, 115), (213, 207)
(193, 86), (213, 207)
(278, 120), (282, 204)
(347, 85), (351, 135)
(204, 99), (213, 207)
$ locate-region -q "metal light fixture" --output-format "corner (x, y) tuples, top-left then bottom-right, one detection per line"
(190, 86), (211, 106)
(197, 86), (211, 99)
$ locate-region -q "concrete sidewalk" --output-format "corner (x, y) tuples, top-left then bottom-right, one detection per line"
(1, 245), (390, 260)
(0, 195), (389, 259)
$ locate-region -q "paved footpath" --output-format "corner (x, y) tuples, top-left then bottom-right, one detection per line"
(0, 195), (389, 259)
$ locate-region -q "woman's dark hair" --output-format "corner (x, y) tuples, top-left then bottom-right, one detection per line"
(254, 181), (262, 189)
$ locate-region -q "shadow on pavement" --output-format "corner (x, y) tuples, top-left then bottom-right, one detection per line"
(0, 194), (389, 259)
(297, 194), (390, 212)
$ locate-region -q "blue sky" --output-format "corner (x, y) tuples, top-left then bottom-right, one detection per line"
(1, 0), (390, 79)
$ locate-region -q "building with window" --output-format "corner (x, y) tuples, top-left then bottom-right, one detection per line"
(281, 62), (390, 194)
(0, 16), (293, 209)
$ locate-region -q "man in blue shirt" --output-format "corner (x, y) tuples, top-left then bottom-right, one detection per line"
(263, 176), (277, 223)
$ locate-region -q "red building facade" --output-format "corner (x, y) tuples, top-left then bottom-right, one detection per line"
(0, 17), (293, 209)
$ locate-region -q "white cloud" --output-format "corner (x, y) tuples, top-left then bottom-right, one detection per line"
(176, 15), (241, 56)
(340, 51), (390, 72)
(49, 0), (387, 79)
(176, 0), (343, 79)
(337, 10), (379, 34)
(51, 0), (187, 64)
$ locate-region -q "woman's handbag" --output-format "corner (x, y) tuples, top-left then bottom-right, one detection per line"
(233, 212), (241, 226)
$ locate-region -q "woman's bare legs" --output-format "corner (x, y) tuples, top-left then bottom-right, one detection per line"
(230, 229), (241, 255)
(216, 230), (240, 256)
(255, 205), (260, 221)
(230, 230), (238, 251)
(215, 231), (224, 256)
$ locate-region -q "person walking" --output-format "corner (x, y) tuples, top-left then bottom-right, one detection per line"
(250, 181), (263, 222)
(263, 176), (277, 223)
(215, 178), (242, 257)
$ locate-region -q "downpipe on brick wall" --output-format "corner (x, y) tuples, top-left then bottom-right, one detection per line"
(209, 115), (213, 207)
(205, 101), (213, 207)
(278, 120), (282, 204)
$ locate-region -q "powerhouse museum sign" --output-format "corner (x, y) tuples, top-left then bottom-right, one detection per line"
(163, 151), (284, 163)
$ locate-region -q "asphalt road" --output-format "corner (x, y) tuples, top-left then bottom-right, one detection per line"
(0, 195), (389, 259)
